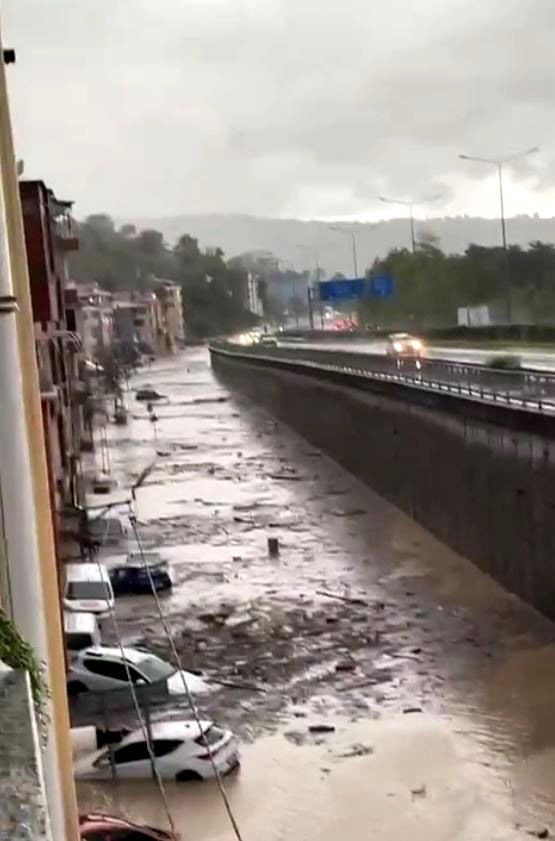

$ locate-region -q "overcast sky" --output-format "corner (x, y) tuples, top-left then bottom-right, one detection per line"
(3, 0), (555, 221)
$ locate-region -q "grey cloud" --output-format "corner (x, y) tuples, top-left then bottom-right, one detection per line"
(3, 0), (554, 218)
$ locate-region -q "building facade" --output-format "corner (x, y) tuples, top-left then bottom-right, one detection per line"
(20, 180), (83, 523)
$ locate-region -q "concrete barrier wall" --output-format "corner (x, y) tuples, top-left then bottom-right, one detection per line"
(212, 352), (555, 618)
(0, 663), (51, 841)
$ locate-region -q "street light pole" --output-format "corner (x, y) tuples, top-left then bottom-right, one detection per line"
(497, 162), (507, 252)
(408, 205), (416, 254)
(296, 244), (319, 330)
(379, 194), (441, 254)
(459, 147), (539, 322)
(329, 225), (358, 278)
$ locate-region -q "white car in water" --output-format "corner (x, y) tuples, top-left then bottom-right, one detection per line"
(74, 719), (239, 781)
(67, 646), (209, 697)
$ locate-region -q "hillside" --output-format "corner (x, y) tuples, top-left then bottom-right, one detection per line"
(116, 213), (555, 277)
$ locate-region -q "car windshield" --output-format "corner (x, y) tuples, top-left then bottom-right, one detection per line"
(66, 581), (111, 600)
(136, 655), (175, 682)
(194, 725), (225, 747)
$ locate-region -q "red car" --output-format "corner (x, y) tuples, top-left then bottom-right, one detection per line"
(80, 813), (178, 841)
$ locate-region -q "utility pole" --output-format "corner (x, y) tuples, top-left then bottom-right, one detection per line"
(459, 147), (538, 323)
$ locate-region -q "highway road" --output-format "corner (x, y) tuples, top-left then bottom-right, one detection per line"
(278, 339), (555, 372)
(220, 337), (555, 412)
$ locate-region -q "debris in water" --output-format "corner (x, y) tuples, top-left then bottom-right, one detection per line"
(338, 743), (374, 759)
(268, 537), (280, 557)
(403, 706), (423, 714)
(411, 785), (427, 798)
(309, 724), (336, 734)
(316, 589), (368, 607)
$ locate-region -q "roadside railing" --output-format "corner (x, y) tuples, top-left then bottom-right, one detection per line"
(210, 341), (555, 415)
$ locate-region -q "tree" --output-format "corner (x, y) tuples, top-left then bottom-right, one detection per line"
(69, 217), (258, 337)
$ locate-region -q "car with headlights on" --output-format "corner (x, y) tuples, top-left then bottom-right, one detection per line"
(74, 719), (239, 782)
(386, 332), (424, 358)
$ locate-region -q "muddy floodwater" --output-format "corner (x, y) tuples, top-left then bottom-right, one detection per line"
(79, 347), (555, 840)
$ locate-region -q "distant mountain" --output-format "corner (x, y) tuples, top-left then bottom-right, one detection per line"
(117, 213), (555, 277)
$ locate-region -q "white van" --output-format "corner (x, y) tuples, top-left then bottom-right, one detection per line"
(63, 563), (114, 615)
(64, 611), (102, 652)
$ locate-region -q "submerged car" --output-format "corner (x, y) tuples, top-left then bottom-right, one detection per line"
(80, 812), (177, 840)
(74, 719), (239, 781)
(67, 646), (209, 696)
(109, 552), (173, 595)
(136, 387), (165, 401)
(63, 563), (115, 616)
(386, 332), (424, 358)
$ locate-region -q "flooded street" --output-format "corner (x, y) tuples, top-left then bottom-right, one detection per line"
(79, 347), (555, 840)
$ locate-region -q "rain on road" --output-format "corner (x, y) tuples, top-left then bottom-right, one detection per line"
(79, 347), (555, 841)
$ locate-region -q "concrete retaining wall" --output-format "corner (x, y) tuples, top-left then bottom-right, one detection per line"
(0, 662), (51, 841)
(212, 351), (555, 618)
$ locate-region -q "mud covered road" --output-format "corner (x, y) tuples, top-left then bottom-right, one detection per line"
(79, 347), (555, 841)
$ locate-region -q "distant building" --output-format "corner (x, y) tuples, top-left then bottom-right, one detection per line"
(152, 278), (185, 350)
(112, 290), (163, 353)
(75, 282), (114, 357)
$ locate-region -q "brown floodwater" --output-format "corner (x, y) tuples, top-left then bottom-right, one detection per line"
(78, 348), (555, 840)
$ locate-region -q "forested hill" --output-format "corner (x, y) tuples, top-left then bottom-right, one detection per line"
(68, 214), (256, 338)
(116, 213), (555, 276)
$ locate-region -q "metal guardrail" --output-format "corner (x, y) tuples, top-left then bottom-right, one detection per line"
(210, 342), (555, 415)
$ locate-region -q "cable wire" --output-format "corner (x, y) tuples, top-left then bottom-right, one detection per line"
(92, 519), (177, 838)
(128, 513), (245, 841)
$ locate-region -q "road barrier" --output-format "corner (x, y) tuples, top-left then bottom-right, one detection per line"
(210, 341), (555, 415)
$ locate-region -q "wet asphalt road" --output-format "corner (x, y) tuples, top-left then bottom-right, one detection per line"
(279, 339), (555, 372)
(79, 347), (555, 841)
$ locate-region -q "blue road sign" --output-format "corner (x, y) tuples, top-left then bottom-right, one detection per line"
(318, 275), (395, 302)
(370, 274), (395, 298)
(318, 278), (366, 302)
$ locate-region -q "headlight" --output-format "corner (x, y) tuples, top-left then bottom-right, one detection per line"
(393, 341), (403, 352)
(411, 339), (422, 350)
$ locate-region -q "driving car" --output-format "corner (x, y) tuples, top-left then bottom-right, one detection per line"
(66, 646), (209, 696)
(258, 334), (278, 347)
(74, 719), (239, 782)
(80, 812), (178, 840)
(386, 332), (424, 358)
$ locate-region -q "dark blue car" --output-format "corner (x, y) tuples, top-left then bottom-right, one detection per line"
(109, 560), (173, 596)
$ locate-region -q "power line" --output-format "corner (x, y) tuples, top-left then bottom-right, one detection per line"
(128, 513), (245, 841)
(92, 519), (177, 837)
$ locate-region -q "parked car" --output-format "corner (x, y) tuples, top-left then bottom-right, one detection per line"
(64, 564), (115, 615)
(64, 612), (102, 652)
(67, 646), (209, 697)
(108, 552), (173, 596)
(386, 332), (424, 358)
(80, 812), (178, 841)
(74, 719), (239, 781)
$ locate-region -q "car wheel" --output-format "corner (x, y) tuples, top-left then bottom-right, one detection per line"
(67, 681), (87, 696)
(175, 769), (203, 782)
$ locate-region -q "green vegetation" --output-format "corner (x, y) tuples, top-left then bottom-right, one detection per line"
(0, 611), (50, 739)
(361, 242), (555, 329)
(69, 215), (257, 337)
